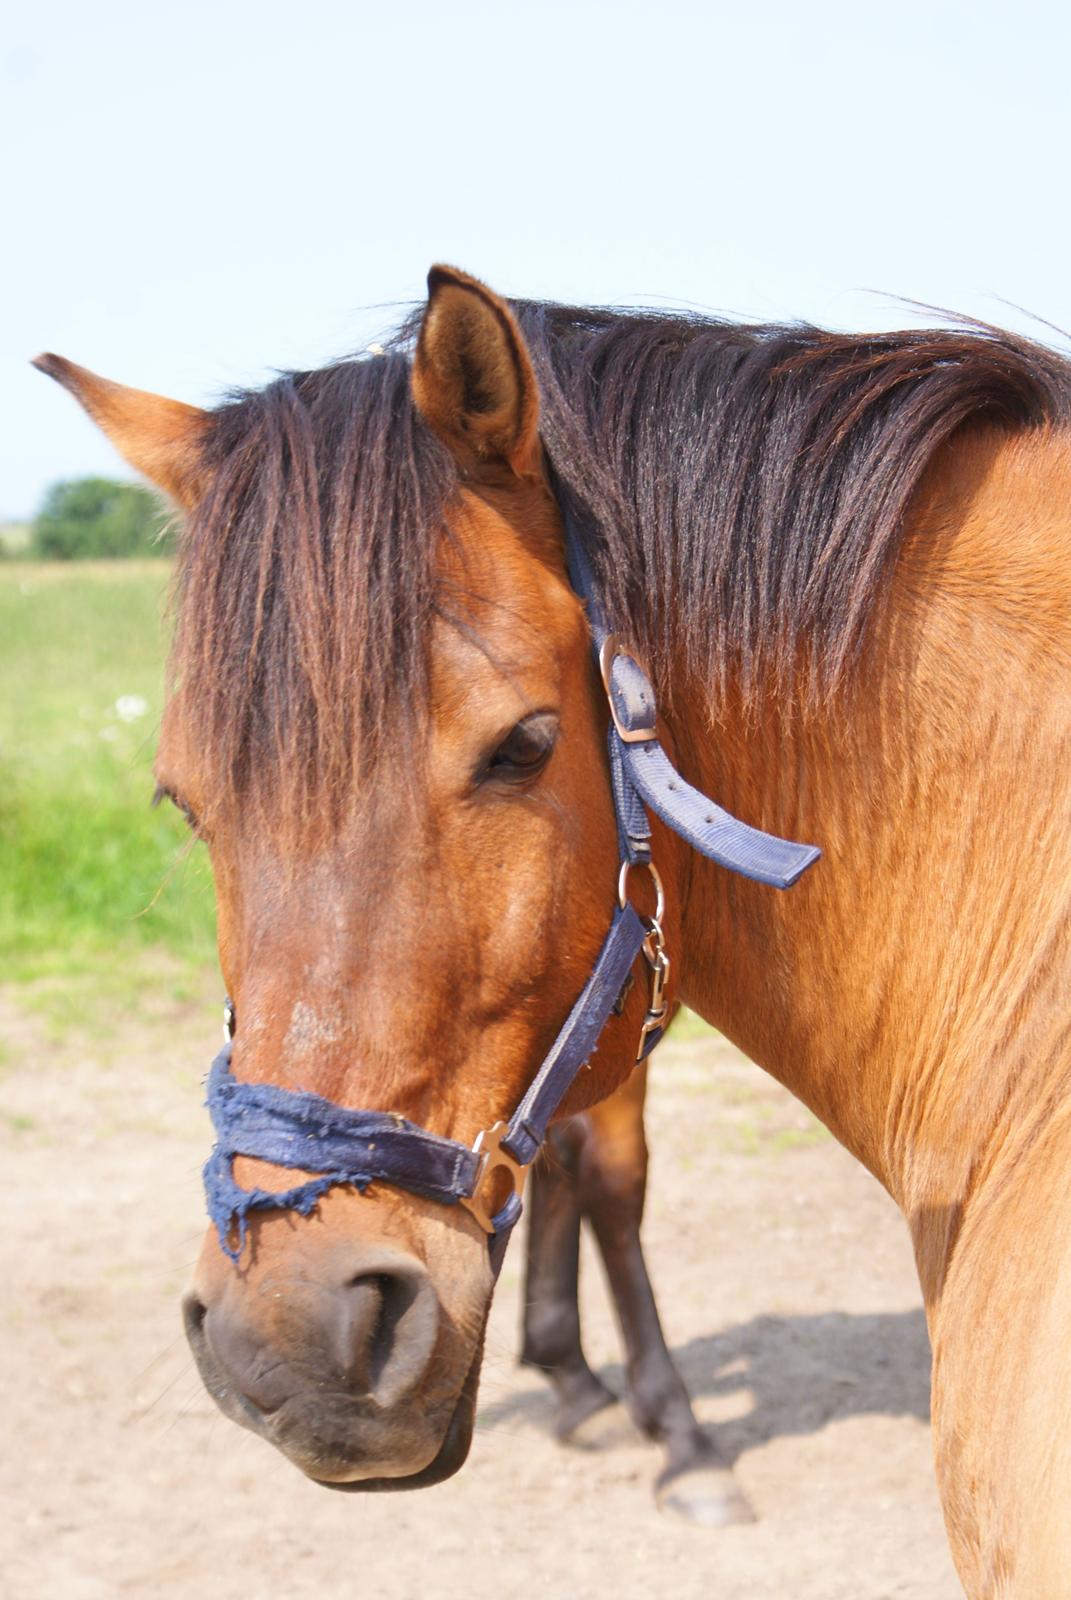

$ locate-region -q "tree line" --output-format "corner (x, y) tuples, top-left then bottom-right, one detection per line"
(17, 478), (174, 559)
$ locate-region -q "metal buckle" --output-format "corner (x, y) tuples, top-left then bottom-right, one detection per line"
(598, 636), (658, 744)
(635, 929), (670, 1060)
(458, 1121), (528, 1234)
(618, 862), (671, 1060)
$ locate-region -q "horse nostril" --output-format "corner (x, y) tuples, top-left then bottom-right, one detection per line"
(362, 1272), (415, 1393)
(333, 1263), (439, 1409)
(182, 1291), (207, 1341)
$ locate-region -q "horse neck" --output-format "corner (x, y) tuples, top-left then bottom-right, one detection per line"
(665, 426), (1071, 1302)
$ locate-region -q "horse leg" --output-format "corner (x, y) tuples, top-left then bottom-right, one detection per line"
(520, 1126), (620, 1439)
(577, 1062), (756, 1526)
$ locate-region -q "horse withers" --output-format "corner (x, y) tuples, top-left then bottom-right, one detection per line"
(36, 268), (1071, 1595)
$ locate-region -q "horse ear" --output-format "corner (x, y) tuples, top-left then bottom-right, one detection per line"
(411, 265), (541, 480)
(31, 354), (210, 509)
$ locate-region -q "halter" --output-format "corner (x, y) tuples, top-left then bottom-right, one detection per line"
(203, 511), (821, 1272)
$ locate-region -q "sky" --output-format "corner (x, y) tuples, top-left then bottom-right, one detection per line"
(4, 0), (1071, 518)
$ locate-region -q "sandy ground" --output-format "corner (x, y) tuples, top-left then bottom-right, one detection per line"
(1, 983), (962, 1600)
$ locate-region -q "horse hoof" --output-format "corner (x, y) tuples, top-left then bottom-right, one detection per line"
(558, 1396), (635, 1450)
(656, 1465), (758, 1528)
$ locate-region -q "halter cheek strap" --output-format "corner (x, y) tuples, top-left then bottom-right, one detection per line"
(202, 512), (821, 1271)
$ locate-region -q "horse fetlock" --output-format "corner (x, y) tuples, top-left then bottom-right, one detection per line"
(541, 1360), (620, 1443)
(624, 1359), (698, 1441)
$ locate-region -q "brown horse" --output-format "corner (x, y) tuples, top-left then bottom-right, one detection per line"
(35, 267), (1071, 1595)
(523, 1065), (755, 1525)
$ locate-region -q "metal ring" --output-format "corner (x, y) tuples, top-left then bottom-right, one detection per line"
(459, 1122), (528, 1234)
(617, 859), (665, 924)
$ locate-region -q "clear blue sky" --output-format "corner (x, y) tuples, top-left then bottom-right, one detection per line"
(4, 0), (1070, 518)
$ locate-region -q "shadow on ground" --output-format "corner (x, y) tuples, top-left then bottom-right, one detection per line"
(478, 1308), (931, 1463)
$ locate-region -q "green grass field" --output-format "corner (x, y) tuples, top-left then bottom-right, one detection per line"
(0, 561), (216, 1022)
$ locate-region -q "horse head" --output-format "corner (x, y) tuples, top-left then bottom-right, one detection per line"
(39, 268), (673, 1486)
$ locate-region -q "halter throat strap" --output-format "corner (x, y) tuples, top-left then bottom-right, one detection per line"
(202, 511), (820, 1270)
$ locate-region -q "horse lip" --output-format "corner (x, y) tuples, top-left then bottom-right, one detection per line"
(183, 1290), (274, 1437)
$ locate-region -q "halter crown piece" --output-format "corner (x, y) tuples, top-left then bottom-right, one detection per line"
(203, 509), (821, 1273)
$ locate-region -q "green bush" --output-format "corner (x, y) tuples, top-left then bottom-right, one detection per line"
(31, 477), (173, 560)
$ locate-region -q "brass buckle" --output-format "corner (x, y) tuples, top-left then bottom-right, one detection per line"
(458, 1121), (528, 1234)
(599, 636), (658, 744)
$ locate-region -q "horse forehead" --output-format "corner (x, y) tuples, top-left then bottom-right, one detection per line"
(428, 609), (566, 719)
(432, 493), (583, 688)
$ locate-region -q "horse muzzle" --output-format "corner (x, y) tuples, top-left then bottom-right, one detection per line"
(182, 1242), (483, 1487)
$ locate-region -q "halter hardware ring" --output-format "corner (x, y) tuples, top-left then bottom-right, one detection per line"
(599, 636), (658, 744)
(618, 859), (665, 925)
(458, 1121), (528, 1234)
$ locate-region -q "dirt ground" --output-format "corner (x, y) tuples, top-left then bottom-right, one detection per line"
(1, 981), (962, 1600)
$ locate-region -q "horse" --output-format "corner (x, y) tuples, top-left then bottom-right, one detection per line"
(34, 266), (1071, 1596)
(524, 1063), (755, 1525)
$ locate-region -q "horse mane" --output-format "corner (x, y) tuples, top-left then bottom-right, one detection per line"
(512, 301), (1071, 705)
(171, 353), (457, 833)
(170, 301), (1071, 831)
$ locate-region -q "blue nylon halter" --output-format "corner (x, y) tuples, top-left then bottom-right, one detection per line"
(203, 509), (821, 1270)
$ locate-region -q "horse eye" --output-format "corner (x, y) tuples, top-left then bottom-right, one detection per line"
(485, 712), (559, 781)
